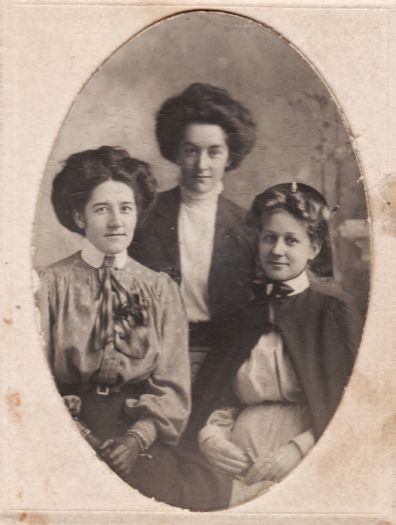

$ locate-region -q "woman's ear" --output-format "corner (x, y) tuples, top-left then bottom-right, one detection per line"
(309, 240), (322, 261)
(73, 209), (85, 231)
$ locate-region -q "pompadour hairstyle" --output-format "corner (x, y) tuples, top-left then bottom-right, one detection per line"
(51, 146), (157, 234)
(249, 182), (334, 277)
(155, 83), (256, 171)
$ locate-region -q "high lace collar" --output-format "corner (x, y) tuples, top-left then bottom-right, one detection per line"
(265, 271), (310, 297)
(81, 239), (127, 269)
(179, 181), (224, 208)
(252, 271), (310, 301)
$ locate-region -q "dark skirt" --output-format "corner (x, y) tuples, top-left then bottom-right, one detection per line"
(128, 442), (231, 511)
(58, 383), (231, 511)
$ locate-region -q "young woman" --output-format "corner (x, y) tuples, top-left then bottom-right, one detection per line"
(131, 83), (256, 322)
(37, 146), (191, 492)
(198, 182), (363, 506)
(129, 82), (257, 437)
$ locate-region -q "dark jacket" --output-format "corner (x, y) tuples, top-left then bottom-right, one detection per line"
(129, 186), (256, 321)
(187, 283), (363, 441)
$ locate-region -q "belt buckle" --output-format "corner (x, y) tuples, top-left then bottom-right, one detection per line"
(96, 384), (110, 396)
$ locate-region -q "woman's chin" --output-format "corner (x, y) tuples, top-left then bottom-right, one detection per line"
(264, 267), (292, 281)
(100, 241), (130, 255)
(183, 178), (215, 195)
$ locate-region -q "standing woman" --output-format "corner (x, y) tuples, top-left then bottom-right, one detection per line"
(130, 83), (257, 432)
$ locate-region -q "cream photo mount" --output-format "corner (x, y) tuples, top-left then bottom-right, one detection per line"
(1, 2), (396, 524)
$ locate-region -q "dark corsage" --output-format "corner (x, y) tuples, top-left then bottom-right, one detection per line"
(114, 293), (150, 327)
(113, 289), (150, 359)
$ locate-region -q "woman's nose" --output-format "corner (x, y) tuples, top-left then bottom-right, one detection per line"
(271, 238), (286, 255)
(197, 151), (209, 171)
(108, 210), (122, 228)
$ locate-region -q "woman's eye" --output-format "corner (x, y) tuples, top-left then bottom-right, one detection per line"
(286, 237), (299, 245)
(95, 207), (108, 214)
(121, 205), (133, 213)
(182, 146), (197, 156)
(261, 234), (276, 243)
(209, 148), (222, 157)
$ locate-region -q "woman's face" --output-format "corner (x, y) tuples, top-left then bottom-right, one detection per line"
(177, 123), (230, 194)
(258, 210), (320, 282)
(73, 180), (137, 255)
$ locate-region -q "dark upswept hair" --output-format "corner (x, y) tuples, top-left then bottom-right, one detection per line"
(249, 182), (333, 277)
(156, 83), (256, 170)
(51, 146), (157, 234)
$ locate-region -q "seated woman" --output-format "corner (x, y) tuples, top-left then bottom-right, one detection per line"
(198, 182), (363, 506)
(37, 146), (191, 493)
(129, 83), (257, 413)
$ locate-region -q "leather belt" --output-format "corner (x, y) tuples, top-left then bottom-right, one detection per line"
(58, 381), (146, 398)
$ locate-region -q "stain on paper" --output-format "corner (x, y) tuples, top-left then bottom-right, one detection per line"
(18, 512), (48, 525)
(6, 389), (22, 423)
(381, 413), (396, 444)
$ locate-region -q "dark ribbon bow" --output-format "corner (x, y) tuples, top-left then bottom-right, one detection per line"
(250, 280), (294, 336)
(269, 281), (294, 299)
(251, 279), (294, 302)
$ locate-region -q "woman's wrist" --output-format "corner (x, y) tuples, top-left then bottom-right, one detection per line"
(125, 428), (149, 453)
(125, 418), (157, 454)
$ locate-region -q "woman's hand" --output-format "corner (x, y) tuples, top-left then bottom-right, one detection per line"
(244, 442), (302, 485)
(63, 396), (102, 451)
(84, 431), (102, 451)
(200, 437), (251, 476)
(99, 435), (141, 477)
(63, 395), (82, 418)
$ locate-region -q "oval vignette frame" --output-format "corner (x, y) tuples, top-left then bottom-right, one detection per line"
(32, 9), (370, 511)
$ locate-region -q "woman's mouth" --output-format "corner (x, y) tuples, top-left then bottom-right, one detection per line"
(268, 261), (288, 267)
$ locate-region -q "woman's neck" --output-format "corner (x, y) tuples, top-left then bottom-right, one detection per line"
(180, 181), (223, 207)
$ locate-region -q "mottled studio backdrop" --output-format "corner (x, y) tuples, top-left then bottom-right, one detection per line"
(32, 10), (369, 313)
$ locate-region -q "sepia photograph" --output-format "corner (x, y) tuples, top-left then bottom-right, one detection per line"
(2, 3), (395, 524)
(32, 10), (369, 511)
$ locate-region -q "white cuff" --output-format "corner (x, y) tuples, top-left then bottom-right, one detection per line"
(129, 418), (158, 448)
(290, 429), (315, 456)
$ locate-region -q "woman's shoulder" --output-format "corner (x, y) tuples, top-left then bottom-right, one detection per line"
(217, 195), (256, 242)
(303, 281), (364, 340)
(124, 257), (176, 295)
(218, 194), (247, 221)
(35, 252), (89, 301)
(36, 252), (84, 280)
(308, 279), (359, 310)
(148, 186), (181, 217)
(131, 187), (180, 240)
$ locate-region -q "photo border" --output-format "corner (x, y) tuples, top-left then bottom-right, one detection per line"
(1, 2), (395, 524)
